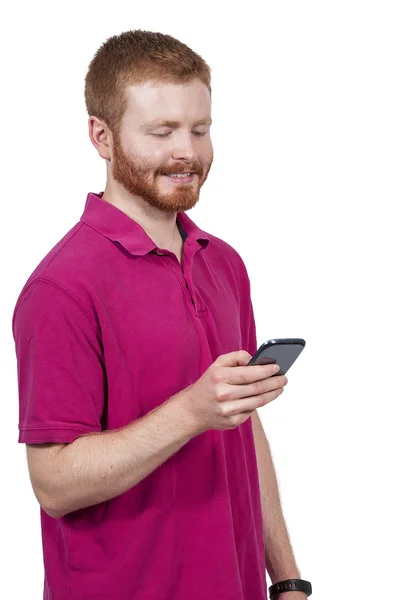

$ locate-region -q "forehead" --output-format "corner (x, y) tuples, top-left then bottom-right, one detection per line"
(123, 79), (211, 125)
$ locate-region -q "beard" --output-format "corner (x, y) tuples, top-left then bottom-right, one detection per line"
(111, 130), (213, 214)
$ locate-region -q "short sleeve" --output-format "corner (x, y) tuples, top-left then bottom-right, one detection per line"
(12, 278), (106, 444)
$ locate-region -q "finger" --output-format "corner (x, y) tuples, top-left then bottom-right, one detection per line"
(222, 388), (284, 416)
(228, 374), (286, 401)
(224, 364), (279, 385)
(215, 350), (252, 367)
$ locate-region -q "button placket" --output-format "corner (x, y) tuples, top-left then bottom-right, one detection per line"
(154, 242), (207, 317)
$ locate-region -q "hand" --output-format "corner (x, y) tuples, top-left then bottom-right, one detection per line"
(173, 350), (288, 435)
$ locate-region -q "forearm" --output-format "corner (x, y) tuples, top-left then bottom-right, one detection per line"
(251, 411), (301, 583)
(43, 394), (198, 518)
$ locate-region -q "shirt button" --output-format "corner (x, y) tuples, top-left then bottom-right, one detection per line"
(157, 250), (165, 255)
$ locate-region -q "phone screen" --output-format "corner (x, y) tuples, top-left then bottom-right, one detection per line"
(246, 338), (306, 376)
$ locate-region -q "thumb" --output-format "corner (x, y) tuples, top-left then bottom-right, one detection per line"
(215, 350), (252, 367)
(237, 351), (252, 366)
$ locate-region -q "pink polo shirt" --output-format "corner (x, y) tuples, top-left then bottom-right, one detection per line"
(12, 191), (267, 600)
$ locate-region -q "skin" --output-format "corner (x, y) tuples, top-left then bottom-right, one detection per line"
(26, 74), (301, 588)
(88, 79), (214, 262)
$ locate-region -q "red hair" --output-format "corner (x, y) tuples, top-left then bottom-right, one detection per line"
(84, 29), (212, 135)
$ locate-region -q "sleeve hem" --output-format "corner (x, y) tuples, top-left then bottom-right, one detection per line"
(19, 427), (101, 444)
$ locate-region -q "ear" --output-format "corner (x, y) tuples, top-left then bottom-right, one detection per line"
(88, 116), (112, 161)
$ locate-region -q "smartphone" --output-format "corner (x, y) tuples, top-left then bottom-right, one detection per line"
(246, 338), (306, 376)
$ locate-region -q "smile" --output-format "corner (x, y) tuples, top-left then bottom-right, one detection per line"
(163, 173), (195, 184)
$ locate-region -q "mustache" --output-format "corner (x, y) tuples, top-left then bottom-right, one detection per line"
(160, 165), (201, 176)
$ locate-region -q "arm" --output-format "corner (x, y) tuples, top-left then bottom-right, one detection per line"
(238, 258), (307, 596)
(15, 280), (198, 519)
(27, 395), (198, 519)
(251, 410), (303, 585)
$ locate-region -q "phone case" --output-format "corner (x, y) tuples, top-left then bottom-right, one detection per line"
(246, 338), (306, 376)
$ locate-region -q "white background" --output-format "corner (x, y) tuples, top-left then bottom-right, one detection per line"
(1, 1), (397, 598)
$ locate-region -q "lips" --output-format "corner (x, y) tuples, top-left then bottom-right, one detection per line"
(167, 172), (194, 176)
(164, 172), (195, 184)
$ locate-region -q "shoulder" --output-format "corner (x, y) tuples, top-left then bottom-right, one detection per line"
(12, 222), (106, 328)
(24, 221), (108, 283)
(205, 231), (251, 284)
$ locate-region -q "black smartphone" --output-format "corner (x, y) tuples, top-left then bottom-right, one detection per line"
(246, 338), (306, 376)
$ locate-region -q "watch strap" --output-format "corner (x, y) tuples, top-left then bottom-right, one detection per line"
(269, 578), (312, 598)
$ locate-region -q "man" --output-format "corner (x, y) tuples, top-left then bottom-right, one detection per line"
(12, 30), (308, 600)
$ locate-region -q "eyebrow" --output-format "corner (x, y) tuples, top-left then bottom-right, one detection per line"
(142, 118), (212, 130)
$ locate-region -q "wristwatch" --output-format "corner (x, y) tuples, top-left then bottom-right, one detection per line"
(269, 578), (312, 598)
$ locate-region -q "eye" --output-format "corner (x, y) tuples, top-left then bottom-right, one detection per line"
(151, 131), (208, 139)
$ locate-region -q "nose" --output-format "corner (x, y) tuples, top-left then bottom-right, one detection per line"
(171, 130), (196, 162)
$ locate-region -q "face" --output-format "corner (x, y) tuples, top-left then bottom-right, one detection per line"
(109, 79), (213, 214)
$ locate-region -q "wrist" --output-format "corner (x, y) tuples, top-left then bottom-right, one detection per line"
(269, 578), (312, 599)
(167, 389), (205, 438)
(277, 593), (308, 599)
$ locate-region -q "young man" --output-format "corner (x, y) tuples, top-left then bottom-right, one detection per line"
(12, 30), (306, 600)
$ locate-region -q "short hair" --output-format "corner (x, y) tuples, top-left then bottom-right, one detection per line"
(84, 29), (212, 135)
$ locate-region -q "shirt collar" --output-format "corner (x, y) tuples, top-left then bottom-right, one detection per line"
(80, 191), (210, 257)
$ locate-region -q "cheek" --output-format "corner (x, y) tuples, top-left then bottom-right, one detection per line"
(144, 146), (170, 168)
(127, 136), (166, 165)
(202, 138), (213, 159)
(133, 149), (167, 174)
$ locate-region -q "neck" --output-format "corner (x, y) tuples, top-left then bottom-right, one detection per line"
(101, 184), (180, 249)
